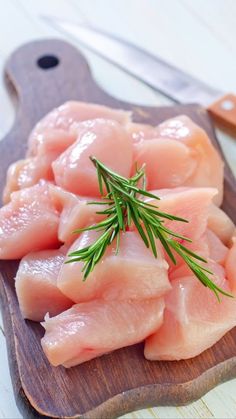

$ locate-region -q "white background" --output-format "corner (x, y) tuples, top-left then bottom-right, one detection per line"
(0, 1), (236, 418)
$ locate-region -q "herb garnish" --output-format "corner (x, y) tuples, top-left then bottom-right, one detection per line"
(66, 156), (232, 300)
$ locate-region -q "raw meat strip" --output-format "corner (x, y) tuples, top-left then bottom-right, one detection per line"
(126, 122), (159, 143)
(28, 130), (76, 159)
(170, 229), (228, 281)
(41, 298), (164, 367)
(145, 262), (236, 361)
(3, 153), (56, 204)
(149, 116), (224, 205)
(49, 185), (103, 243)
(169, 234), (210, 280)
(28, 101), (131, 156)
(57, 230), (170, 303)
(206, 229), (228, 265)
(0, 182), (59, 259)
(134, 138), (197, 189)
(145, 187), (217, 241)
(208, 204), (235, 245)
(52, 119), (133, 196)
(15, 247), (72, 322)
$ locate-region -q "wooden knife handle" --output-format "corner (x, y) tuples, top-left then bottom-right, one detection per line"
(207, 93), (236, 137)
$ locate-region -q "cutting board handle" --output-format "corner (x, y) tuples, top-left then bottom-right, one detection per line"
(2, 39), (127, 187)
(5, 38), (119, 122)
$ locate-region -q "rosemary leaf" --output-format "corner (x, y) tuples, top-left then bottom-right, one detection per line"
(65, 156), (233, 300)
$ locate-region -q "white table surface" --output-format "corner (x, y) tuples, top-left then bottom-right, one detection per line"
(0, 1), (236, 418)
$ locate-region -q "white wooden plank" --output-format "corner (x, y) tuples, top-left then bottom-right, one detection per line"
(180, 0), (236, 52)
(0, 322), (21, 418)
(15, 0), (81, 21)
(202, 380), (236, 419)
(121, 399), (215, 419)
(121, 380), (236, 419)
(0, 0), (45, 55)
(122, 407), (159, 419)
(22, 0), (170, 105)
(0, 57), (15, 140)
(163, 400), (214, 418)
(75, 0), (236, 91)
(21, 0), (236, 170)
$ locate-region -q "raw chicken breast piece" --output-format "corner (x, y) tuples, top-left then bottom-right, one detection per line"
(28, 130), (76, 159)
(53, 119), (133, 196)
(155, 116), (224, 205)
(169, 229), (227, 279)
(145, 187), (217, 241)
(225, 237), (236, 293)
(3, 153), (57, 204)
(206, 229), (228, 265)
(28, 101), (131, 156)
(169, 234), (210, 280)
(134, 138), (197, 189)
(49, 185), (104, 243)
(0, 182), (60, 259)
(58, 230), (170, 303)
(126, 122), (159, 143)
(15, 247), (72, 322)
(145, 262), (236, 361)
(41, 298), (164, 367)
(208, 204), (235, 245)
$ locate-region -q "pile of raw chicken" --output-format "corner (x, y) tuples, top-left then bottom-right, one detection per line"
(1, 102), (235, 368)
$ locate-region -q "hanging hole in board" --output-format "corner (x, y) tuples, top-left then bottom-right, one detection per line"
(37, 55), (59, 70)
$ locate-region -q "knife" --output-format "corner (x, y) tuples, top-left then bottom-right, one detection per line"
(43, 16), (236, 137)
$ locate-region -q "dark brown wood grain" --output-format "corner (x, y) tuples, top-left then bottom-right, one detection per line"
(0, 39), (235, 419)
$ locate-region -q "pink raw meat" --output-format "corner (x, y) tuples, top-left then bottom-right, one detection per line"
(52, 119), (133, 196)
(145, 187), (217, 241)
(41, 298), (164, 367)
(28, 130), (76, 159)
(49, 185), (104, 243)
(145, 261), (236, 361)
(127, 122), (159, 143)
(134, 138), (197, 189)
(155, 115), (224, 205)
(28, 101), (131, 156)
(169, 234), (210, 281)
(208, 204), (235, 245)
(0, 182), (59, 259)
(3, 153), (57, 204)
(58, 230), (170, 303)
(206, 229), (228, 265)
(170, 229), (228, 281)
(15, 247), (72, 321)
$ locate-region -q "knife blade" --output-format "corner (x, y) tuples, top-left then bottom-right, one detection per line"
(43, 16), (236, 137)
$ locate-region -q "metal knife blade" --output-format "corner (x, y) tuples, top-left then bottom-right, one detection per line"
(43, 15), (222, 107)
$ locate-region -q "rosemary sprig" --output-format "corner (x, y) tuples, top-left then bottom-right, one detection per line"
(66, 156), (232, 300)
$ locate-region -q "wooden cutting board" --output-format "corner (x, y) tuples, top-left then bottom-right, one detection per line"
(0, 39), (235, 419)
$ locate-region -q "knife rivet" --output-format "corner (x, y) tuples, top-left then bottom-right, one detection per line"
(220, 100), (234, 111)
